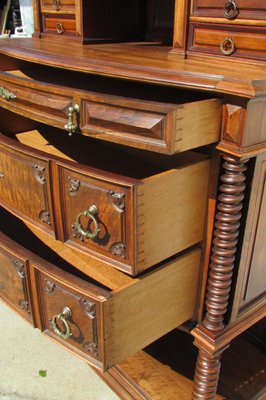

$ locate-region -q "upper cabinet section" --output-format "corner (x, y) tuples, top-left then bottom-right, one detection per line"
(187, 0), (266, 62)
(33, 0), (175, 44)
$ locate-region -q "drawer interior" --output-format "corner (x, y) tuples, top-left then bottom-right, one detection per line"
(0, 66), (213, 104)
(9, 125), (209, 179)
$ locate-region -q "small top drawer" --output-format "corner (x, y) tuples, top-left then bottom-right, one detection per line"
(40, 0), (76, 13)
(42, 14), (76, 36)
(189, 23), (266, 61)
(191, 0), (266, 20)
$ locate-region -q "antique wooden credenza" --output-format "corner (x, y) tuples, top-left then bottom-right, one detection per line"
(0, 1), (265, 399)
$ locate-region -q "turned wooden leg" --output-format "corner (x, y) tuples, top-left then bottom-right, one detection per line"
(192, 349), (223, 400)
(192, 155), (249, 400)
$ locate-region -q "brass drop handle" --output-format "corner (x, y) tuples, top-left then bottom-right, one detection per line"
(56, 22), (65, 34)
(0, 86), (16, 100)
(220, 37), (235, 56)
(51, 306), (72, 340)
(53, 0), (61, 11)
(224, 0), (239, 20)
(64, 104), (80, 136)
(75, 205), (100, 240)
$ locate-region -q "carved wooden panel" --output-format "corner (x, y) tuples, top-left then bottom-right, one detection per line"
(0, 138), (54, 235)
(0, 71), (73, 129)
(221, 104), (246, 148)
(231, 153), (266, 320)
(36, 269), (106, 367)
(0, 243), (33, 323)
(189, 24), (266, 61)
(57, 163), (134, 271)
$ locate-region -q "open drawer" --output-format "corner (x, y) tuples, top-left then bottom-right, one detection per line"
(0, 67), (221, 154)
(0, 207), (200, 371)
(13, 127), (211, 275)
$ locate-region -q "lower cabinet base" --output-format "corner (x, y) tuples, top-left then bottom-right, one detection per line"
(94, 328), (266, 400)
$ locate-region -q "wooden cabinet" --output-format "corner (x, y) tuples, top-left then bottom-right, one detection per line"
(0, 3), (266, 399)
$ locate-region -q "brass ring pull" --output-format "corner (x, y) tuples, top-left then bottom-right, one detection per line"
(53, 0), (61, 10)
(224, 1), (238, 20)
(220, 37), (235, 56)
(56, 22), (65, 34)
(64, 104), (80, 136)
(51, 306), (72, 340)
(75, 205), (100, 240)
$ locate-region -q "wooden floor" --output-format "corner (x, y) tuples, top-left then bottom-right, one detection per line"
(144, 321), (266, 400)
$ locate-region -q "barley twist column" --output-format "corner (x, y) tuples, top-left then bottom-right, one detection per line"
(192, 154), (249, 400)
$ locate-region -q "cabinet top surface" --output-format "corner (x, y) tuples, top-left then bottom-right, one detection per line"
(1, 38), (266, 98)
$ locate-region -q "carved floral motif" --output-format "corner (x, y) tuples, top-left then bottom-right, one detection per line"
(33, 164), (46, 184)
(68, 177), (80, 193)
(39, 210), (51, 225)
(109, 191), (126, 211)
(12, 259), (25, 278)
(44, 279), (56, 295)
(110, 242), (126, 258)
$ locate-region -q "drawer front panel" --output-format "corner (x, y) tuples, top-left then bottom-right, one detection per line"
(0, 141), (54, 235)
(81, 98), (173, 152)
(189, 24), (266, 60)
(0, 73), (73, 128)
(58, 164), (134, 272)
(40, 0), (75, 13)
(0, 243), (33, 322)
(81, 97), (221, 154)
(42, 14), (76, 35)
(192, 0), (266, 19)
(36, 268), (105, 368)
